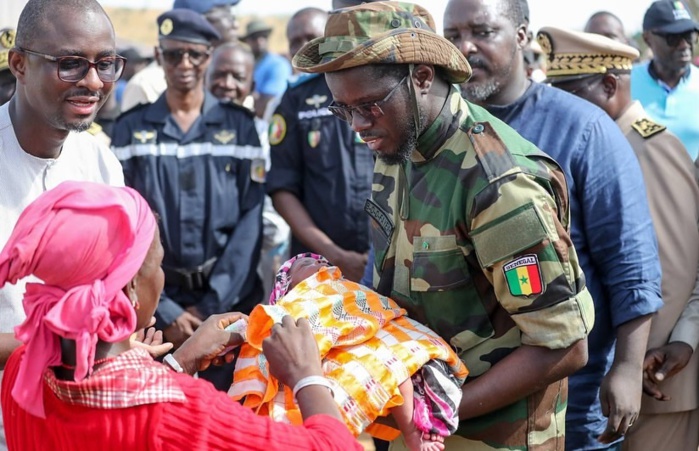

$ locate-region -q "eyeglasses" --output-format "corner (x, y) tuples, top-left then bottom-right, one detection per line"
(328, 76), (407, 123)
(652, 31), (698, 47)
(160, 48), (211, 66)
(17, 47), (126, 83)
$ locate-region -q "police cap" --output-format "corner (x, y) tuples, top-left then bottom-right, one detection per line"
(157, 9), (221, 45)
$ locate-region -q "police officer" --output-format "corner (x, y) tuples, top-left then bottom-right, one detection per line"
(541, 27), (699, 451)
(267, 5), (373, 283)
(293, 2), (594, 449)
(111, 9), (265, 362)
(0, 28), (16, 105)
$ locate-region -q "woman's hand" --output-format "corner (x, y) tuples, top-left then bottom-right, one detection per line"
(263, 316), (343, 421)
(131, 317), (173, 358)
(173, 312), (248, 375)
(262, 316), (323, 388)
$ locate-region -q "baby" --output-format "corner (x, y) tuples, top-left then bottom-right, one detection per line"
(230, 253), (468, 451)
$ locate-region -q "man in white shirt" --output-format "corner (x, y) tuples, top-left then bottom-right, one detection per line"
(0, 0), (125, 448)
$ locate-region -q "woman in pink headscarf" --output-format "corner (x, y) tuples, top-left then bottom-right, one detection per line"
(0, 181), (362, 451)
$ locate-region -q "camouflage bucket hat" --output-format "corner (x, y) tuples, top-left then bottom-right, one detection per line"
(292, 1), (471, 83)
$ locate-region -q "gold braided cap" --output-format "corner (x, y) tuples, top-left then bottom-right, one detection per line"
(0, 29), (15, 72)
(537, 26), (639, 82)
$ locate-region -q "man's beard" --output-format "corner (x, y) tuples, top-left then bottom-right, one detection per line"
(377, 104), (428, 166)
(52, 90), (100, 132)
(461, 49), (516, 104)
(52, 114), (93, 133)
(461, 78), (502, 104)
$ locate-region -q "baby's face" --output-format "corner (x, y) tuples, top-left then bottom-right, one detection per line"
(288, 257), (329, 289)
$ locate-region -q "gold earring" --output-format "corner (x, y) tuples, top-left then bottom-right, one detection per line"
(130, 293), (140, 310)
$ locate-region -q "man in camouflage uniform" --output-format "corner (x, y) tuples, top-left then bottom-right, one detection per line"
(292, 2), (595, 449)
(541, 27), (699, 451)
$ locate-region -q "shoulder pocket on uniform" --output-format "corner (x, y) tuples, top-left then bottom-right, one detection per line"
(471, 202), (548, 268)
(411, 235), (471, 292)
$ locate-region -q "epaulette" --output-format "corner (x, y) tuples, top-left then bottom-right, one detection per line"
(288, 72), (320, 89)
(86, 122), (103, 136)
(631, 117), (666, 139)
(467, 121), (517, 181)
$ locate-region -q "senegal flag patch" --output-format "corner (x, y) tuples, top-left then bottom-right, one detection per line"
(503, 255), (543, 297)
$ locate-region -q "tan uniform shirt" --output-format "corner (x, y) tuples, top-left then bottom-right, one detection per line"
(617, 101), (699, 414)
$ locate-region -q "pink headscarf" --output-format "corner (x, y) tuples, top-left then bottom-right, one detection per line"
(0, 181), (157, 418)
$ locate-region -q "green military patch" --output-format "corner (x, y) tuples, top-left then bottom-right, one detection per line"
(503, 255), (544, 296)
(471, 203), (548, 268)
(214, 129), (236, 144)
(307, 130), (321, 148)
(268, 114), (286, 146)
(133, 130), (157, 144)
(631, 118), (666, 139)
(250, 158), (266, 183)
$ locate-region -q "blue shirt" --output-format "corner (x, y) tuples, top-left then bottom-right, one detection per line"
(112, 92), (266, 326)
(487, 82), (663, 450)
(631, 62), (699, 160)
(253, 52), (292, 97)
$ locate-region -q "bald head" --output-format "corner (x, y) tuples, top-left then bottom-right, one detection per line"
(16, 0), (109, 48)
(287, 7), (328, 59)
(584, 12), (629, 44)
(207, 42), (255, 104)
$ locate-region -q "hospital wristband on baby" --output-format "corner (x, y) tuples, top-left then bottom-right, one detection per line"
(292, 375), (334, 402)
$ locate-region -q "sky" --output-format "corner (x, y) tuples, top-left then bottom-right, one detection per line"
(97, 0), (655, 35)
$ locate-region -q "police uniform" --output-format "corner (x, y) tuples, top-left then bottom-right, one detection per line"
(266, 73), (373, 256)
(111, 10), (265, 329)
(292, 4), (595, 450)
(540, 26), (699, 451)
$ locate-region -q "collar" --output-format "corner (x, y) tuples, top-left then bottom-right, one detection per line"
(144, 90), (225, 125)
(45, 348), (186, 409)
(413, 86), (465, 162)
(647, 60), (692, 89)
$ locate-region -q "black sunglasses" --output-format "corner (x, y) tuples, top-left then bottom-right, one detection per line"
(328, 76), (407, 123)
(652, 31), (698, 47)
(160, 48), (211, 66)
(17, 47), (126, 83)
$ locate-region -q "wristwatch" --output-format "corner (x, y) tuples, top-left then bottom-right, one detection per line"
(163, 353), (184, 373)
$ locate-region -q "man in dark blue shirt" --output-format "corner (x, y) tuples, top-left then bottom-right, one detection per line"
(112, 9), (265, 354)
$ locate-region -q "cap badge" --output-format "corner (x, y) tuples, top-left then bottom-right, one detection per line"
(160, 18), (174, 36)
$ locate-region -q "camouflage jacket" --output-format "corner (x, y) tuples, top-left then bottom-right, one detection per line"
(367, 88), (594, 450)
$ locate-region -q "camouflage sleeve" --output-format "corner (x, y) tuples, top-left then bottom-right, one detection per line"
(469, 162), (594, 350)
